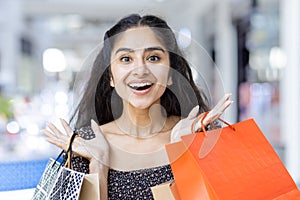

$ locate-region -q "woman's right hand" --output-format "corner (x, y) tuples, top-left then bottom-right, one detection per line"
(42, 119), (109, 166)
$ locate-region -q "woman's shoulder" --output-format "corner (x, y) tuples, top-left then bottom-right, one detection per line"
(75, 115), (181, 139)
(99, 121), (119, 135)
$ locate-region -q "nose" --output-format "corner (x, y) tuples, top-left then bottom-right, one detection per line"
(132, 60), (150, 77)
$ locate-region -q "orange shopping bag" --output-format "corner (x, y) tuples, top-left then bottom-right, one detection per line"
(166, 114), (300, 200)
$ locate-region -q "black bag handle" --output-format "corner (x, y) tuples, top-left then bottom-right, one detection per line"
(52, 132), (78, 169)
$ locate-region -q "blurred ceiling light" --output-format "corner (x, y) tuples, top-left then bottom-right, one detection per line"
(43, 48), (67, 72)
(26, 123), (40, 135)
(40, 89), (53, 103)
(49, 17), (64, 33)
(64, 50), (82, 72)
(249, 49), (269, 70)
(41, 103), (53, 116)
(6, 121), (20, 134)
(269, 47), (286, 69)
(67, 14), (83, 30)
(55, 91), (68, 104)
(177, 28), (192, 49)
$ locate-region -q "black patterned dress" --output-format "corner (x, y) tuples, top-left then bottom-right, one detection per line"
(72, 126), (174, 199)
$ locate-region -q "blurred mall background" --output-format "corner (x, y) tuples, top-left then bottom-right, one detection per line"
(0, 0), (299, 197)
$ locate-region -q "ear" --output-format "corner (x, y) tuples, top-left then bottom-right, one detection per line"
(167, 76), (173, 86)
(110, 77), (115, 87)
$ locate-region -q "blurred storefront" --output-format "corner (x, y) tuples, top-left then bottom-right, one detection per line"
(0, 0), (299, 194)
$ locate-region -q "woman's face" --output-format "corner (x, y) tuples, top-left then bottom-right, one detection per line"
(110, 26), (171, 110)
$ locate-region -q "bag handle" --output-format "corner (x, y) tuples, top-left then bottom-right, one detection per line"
(191, 112), (235, 159)
(202, 112), (235, 133)
(65, 132), (78, 169)
(52, 132), (78, 169)
(191, 111), (235, 135)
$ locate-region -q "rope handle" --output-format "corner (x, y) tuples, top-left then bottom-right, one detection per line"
(191, 111), (235, 136)
(65, 132), (79, 169)
(52, 132), (78, 169)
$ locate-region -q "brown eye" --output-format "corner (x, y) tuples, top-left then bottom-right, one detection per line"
(121, 56), (131, 62)
(148, 55), (160, 62)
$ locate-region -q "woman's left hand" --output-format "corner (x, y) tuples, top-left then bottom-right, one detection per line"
(170, 93), (233, 143)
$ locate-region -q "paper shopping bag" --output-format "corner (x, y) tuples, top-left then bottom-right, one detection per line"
(31, 158), (62, 200)
(273, 189), (300, 200)
(166, 140), (217, 200)
(151, 180), (180, 200)
(79, 173), (100, 200)
(47, 160), (85, 200)
(166, 118), (300, 200)
(32, 132), (100, 200)
(32, 158), (86, 200)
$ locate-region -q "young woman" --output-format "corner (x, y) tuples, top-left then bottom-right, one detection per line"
(43, 14), (232, 199)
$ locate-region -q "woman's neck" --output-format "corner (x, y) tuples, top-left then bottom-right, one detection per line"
(115, 103), (167, 138)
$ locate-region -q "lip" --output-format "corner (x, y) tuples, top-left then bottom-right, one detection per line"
(127, 80), (154, 96)
(130, 86), (152, 95)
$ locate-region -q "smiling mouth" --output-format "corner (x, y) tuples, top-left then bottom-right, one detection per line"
(128, 82), (153, 91)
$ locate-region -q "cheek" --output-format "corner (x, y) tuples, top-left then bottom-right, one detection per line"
(110, 64), (129, 85)
(110, 66), (130, 98)
(152, 66), (171, 85)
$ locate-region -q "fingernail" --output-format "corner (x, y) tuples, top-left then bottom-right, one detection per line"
(225, 93), (232, 98)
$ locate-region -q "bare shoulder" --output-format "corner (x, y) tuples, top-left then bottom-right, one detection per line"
(99, 121), (119, 135)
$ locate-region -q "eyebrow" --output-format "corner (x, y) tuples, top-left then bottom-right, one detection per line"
(114, 46), (165, 55)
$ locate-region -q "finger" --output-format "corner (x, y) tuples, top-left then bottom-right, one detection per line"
(60, 118), (73, 137)
(42, 128), (69, 143)
(211, 99), (233, 116)
(41, 128), (55, 138)
(187, 105), (199, 119)
(46, 137), (67, 151)
(213, 93), (232, 111)
(42, 129), (68, 151)
(47, 122), (64, 137)
(222, 100), (233, 112)
(209, 94), (232, 114)
(204, 100), (233, 125)
(223, 93), (232, 101)
(45, 122), (59, 137)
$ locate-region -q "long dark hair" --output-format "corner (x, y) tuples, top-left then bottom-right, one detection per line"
(70, 14), (209, 128)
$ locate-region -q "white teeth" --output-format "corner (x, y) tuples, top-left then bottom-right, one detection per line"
(129, 82), (152, 88)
